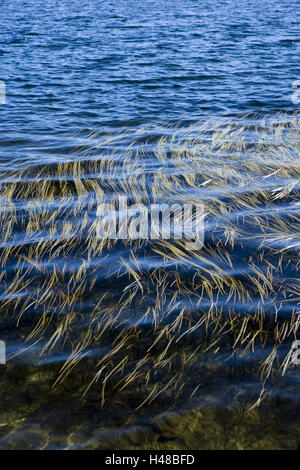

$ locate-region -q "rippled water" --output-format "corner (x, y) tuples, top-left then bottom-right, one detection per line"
(0, 0), (299, 450)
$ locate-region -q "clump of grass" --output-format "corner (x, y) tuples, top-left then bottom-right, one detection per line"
(0, 112), (299, 408)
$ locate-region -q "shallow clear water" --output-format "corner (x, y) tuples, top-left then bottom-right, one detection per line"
(0, 0), (299, 450)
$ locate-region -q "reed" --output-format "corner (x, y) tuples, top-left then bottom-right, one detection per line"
(0, 112), (299, 408)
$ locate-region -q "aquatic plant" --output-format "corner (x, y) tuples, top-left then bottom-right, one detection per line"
(0, 112), (299, 409)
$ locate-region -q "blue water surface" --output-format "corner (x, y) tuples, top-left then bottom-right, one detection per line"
(0, 0), (299, 166)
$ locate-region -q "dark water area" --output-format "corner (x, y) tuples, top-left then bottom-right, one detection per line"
(0, 0), (299, 450)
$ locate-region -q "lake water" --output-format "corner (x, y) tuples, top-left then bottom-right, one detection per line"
(0, 0), (299, 450)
